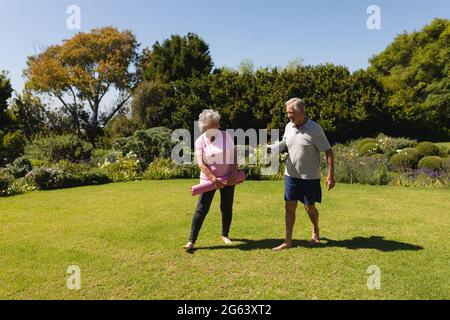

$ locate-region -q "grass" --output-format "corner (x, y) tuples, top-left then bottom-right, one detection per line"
(0, 180), (449, 300)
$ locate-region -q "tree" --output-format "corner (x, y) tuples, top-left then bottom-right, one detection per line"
(0, 71), (13, 130)
(9, 91), (47, 141)
(369, 18), (450, 140)
(131, 80), (173, 128)
(24, 27), (140, 143)
(141, 32), (213, 82)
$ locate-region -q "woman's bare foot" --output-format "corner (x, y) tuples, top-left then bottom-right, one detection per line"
(183, 242), (194, 251)
(222, 236), (233, 245)
(311, 227), (320, 244)
(272, 242), (292, 251)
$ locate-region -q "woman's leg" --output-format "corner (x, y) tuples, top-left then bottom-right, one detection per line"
(220, 185), (235, 239)
(188, 190), (216, 243)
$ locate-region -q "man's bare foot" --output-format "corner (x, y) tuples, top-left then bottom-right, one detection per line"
(311, 227), (320, 244)
(183, 242), (194, 251)
(222, 236), (233, 245)
(272, 242), (292, 251)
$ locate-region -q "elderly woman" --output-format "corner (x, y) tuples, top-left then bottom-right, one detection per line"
(183, 109), (238, 251)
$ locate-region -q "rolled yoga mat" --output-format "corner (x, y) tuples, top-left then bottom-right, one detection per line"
(191, 171), (247, 196)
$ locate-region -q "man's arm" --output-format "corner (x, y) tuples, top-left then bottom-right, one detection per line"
(325, 148), (335, 190)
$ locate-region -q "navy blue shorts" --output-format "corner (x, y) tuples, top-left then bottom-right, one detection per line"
(284, 175), (322, 205)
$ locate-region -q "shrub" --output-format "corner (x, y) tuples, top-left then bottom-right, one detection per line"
(333, 156), (390, 185)
(389, 169), (449, 188)
(239, 164), (265, 180)
(418, 156), (442, 171)
(1, 131), (26, 164)
(9, 156), (33, 178)
(143, 158), (200, 180)
(437, 146), (449, 157)
(0, 172), (13, 196)
(442, 158), (450, 174)
(358, 142), (381, 156)
(389, 147), (421, 170)
(416, 142), (441, 156)
(91, 149), (122, 167)
(399, 148), (421, 161)
(371, 153), (387, 160)
(54, 160), (91, 174)
(26, 168), (83, 190)
(98, 152), (142, 182)
(10, 177), (36, 195)
(114, 127), (178, 167)
(356, 138), (377, 150)
(375, 133), (418, 157)
(29, 159), (49, 168)
(143, 158), (177, 180)
(25, 166), (111, 190)
(390, 154), (415, 170)
(25, 134), (93, 163)
(174, 163), (201, 179)
(79, 170), (111, 185)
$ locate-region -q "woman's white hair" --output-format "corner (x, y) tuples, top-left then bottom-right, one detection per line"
(198, 109), (221, 133)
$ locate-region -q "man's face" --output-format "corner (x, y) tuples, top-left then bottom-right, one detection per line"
(285, 104), (304, 123)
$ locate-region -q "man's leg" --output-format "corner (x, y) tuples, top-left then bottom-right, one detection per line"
(305, 204), (320, 243)
(273, 201), (298, 251)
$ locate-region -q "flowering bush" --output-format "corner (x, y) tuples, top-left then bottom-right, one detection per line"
(375, 134), (418, 157)
(0, 172), (13, 196)
(332, 135), (448, 188)
(144, 158), (201, 180)
(389, 168), (449, 188)
(358, 142), (381, 156)
(98, 152), (142, 182)
(332, 156), (391, 185)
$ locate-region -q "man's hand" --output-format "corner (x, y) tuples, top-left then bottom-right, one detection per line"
(326, 176), (335, 191)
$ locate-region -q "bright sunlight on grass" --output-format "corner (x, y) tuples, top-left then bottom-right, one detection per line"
(0, 180), (449, 299)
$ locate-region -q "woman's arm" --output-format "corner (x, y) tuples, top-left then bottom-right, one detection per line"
(197, 150), (226, 189)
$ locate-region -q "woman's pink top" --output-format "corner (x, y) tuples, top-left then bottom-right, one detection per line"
(195, 130), (235, 182)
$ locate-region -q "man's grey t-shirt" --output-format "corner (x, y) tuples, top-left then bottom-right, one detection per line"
(279, 118), (331, 180)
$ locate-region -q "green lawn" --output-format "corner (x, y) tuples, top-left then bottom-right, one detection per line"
(0, 180), (449, 300)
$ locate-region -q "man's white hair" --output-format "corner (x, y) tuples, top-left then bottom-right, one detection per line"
(198, 109), (221, 133)
(285, 98), (306, 112)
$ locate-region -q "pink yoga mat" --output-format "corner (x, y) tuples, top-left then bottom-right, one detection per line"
(191, 171), (246, 196)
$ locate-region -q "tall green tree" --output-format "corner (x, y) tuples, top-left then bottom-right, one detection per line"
(141, 32), (213, 82)
(0, 71), (13, 130)
(9, 91), (48, 141)
(369, 18), (450, 140)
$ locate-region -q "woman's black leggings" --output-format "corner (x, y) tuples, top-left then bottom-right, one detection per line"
(189, 185), (235, 243)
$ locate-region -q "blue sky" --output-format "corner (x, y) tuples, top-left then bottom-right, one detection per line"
(1, 0), (449, 93)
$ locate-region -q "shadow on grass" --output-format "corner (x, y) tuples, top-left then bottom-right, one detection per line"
(189, 236), (423, 253)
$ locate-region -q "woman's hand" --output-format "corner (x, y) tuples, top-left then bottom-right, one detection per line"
(213, 177), (227, 189)
(225, 171), (238, 186)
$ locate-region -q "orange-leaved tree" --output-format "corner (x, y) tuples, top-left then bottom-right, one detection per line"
(24, 26), (140, 143)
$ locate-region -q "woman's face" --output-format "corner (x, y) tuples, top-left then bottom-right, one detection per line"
(205, 120), (220, 139)
(207, 120), (220, 130)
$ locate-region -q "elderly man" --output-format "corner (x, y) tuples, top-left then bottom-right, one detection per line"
(273, 98), (335, 251)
